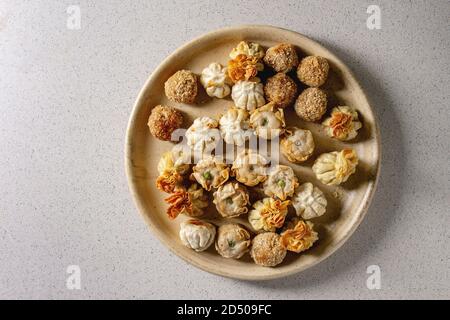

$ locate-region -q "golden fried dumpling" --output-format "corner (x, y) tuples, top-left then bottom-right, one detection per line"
(186, 117), (221, 154)
(228, 54), (263, 83)
(157, 147), (190, 176)
(280, 218), (318, 253)
(191, 157), (230, 191)
(312, 149), (359, 185)
(215, 223), (251, 259)
(249, 102), (286, 140)
(155, 150), (187, 193)
(229, 41), (265, 61)
(156, 170), (183, 194)
(200, 63), (232, 98)
(263, 165), (299, 200)
(219, 108), (250, 146)
(281, 127), (315, 163)
(250, 232), (287, 267)
(213, 182), (249, 218)
(179, 219), (216, 252)
(231, 79), (265, 111)
(164, 184), (208, 219)
(170, 143), (192, 174)
(292, 182), (327, 219)
(231, 149), (268, 187)
(322, 106), (362, 141)
(248, 197), (290, 232)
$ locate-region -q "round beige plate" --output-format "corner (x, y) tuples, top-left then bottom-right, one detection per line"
(125, 25), (380, 280)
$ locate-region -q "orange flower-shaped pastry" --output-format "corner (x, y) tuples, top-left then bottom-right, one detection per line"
(156, 170), (183, 193)
(164, 184), (208, 219)
(281, 218), (318, 253)
(248, 197), (290, 232)
(228, 54), (262, 83)
(155, 150), (189, 193)
(322, 106), (362, 141)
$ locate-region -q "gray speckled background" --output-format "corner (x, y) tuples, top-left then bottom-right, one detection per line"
(0, 0), (449, 299)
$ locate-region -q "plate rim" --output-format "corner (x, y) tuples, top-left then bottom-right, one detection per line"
(124, 24), (382, 281)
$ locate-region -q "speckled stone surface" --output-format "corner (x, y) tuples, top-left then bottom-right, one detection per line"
(0, 0), (448, 299)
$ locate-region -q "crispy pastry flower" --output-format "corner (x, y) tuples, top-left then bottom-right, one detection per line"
(263, 165), (299, 200)
(281, 127), (315, 163)
(312, 149), (359, 185)
(322, 106), (362, 141)
(229, 41), (265, 61)
(156, 170), (183, 194)
(228, 54), (262, 83)
(156, 147), (191, 193)
(248, 197), (290, 232)
(249, 102), (286, 140)
(280, 218), (318, 253)
(164, 184), (208, 219)
(191, 157), (230, 191)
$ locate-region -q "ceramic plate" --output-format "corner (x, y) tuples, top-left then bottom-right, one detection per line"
(125, 25), (380, 280)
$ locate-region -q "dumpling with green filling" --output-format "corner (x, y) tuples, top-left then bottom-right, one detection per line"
(215, 224), (251, 259)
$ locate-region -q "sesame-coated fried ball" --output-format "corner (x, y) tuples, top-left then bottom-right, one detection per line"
(164, 70), (198, 104)
(264, 73), (298, 108)
(297, 56), (329, 87)
(295, 87), (327, 122)
(147, 105), (183, 141)
(250, 232), (287, 267)
(263, 43), (299, 73)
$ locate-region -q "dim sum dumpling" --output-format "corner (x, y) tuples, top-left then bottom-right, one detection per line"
(164, 184), (209, 219)
(292, 182), (327, 219)
(281, 127), (315, 163)
(312, 149), (358, 185)
(322, 106), (362, 141)
(200, 63), (232, 98)
(248, 197), (290, 232)
(263, 165), (299, 200)
(280, 218), (318, 253)
(231, 79), (265, 111)
(249, 102), (285, 140)
(215, 224), (251, 259)
(156, 150), (187, 193)
(219, 108), (250, 146)
(191, 157), (230, 191)
(213, 182), (249, 218)
(186, 117), (221, 154)
(229, 41), (265, 61)
(179, 219), (216, 252)
(157, 147), (190, 176)
(231, 149), (268, 187)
